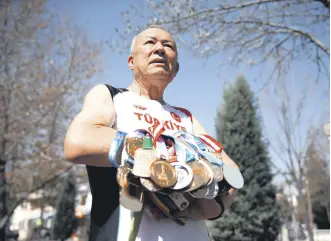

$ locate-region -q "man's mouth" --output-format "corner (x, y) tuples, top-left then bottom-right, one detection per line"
(150, 59), (166, 64)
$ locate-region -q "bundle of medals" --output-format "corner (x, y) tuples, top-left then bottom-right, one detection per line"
(116, 129), (244, 226)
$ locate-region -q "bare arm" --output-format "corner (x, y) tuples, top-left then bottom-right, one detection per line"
(64, 84), (121, 167)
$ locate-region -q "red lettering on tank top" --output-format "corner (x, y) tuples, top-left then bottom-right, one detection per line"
(144, 114), (153, 124)
(134, 112), (143, 120)
(134, 112), (188, 131)
(173, 123), (181, 130)
(164, 121), (170, 129)
(153, 117), (160, 126)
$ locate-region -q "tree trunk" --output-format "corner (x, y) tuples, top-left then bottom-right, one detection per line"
(0, 159), (7, 241)
(298, 189), (314, 241)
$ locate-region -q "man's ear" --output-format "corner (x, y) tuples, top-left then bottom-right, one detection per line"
(128, 55), (134, 70)
(176, 62), (180, 73)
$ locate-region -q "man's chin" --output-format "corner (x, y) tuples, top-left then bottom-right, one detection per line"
(148, 70), (171, 79)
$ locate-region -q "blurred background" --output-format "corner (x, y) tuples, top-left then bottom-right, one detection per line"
(0, 0), (329, 241)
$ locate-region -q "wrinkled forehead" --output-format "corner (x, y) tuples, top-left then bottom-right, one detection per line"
(135, 28), (176, 46)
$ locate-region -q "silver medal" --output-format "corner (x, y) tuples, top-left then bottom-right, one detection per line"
(170, 162), (193, 190)
(223, 163), (244, 189)
(205, 180), (219, 199)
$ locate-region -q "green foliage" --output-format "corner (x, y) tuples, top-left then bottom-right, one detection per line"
(209, 76), (281, 241)
(51, 173), (77, 241)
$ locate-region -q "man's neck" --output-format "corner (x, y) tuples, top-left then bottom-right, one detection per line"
(128, 80), (166, 105)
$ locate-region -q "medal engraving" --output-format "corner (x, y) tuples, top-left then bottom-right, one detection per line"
(150, 160), (177, 188)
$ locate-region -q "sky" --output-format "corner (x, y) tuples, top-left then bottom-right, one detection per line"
(49, 0), (330, 185)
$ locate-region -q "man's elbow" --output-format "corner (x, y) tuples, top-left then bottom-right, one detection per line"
(64, 135), (83, 164)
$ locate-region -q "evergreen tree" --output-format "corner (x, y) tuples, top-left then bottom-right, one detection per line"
(208, 76), (281, 241)
(51, 172), (77, 241)
(305, 141), (330, 229)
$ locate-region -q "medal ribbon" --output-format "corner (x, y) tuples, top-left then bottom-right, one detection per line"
(173, 131), (224, 167)
(173, 137), (199, 163)
(196, 134), (223, 153)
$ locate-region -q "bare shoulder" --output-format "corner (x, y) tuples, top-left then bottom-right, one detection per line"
(78, 84), (115, 127)
(83, 84), (113, 108)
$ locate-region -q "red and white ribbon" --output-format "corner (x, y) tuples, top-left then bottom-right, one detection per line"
(196, 134), (223, 153)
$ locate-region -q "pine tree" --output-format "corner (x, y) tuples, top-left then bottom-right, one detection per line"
(51, 172), (77, 241)
(305, 141), (330, 229)
(208, 76), (281, 241)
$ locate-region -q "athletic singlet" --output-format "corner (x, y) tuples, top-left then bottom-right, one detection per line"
(86, 85), (210, 241)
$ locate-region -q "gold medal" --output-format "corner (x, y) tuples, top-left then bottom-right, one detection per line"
(200, 157), (224, 182)
(149, 160), (177, 188)
(185, 161), (211, 192)
(125, 137), (143, 158)
(116, 165), (130, 188)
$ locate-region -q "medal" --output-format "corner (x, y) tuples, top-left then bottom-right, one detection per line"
(132, 136), (157, 178)
(185, 161), (211, 192)
(140, 177), (162, 192)
(116, 165), (131, 188)
(205, 180), (219, 199)
(223, 163), (244, 189)
(125, 137), (143, 158)
(200, 158), (224, 182)
(170, 162), (193, 190)
(149, 160), (177, 188)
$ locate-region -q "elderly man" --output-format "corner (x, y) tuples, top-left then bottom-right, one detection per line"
(64, 25), (239, 241)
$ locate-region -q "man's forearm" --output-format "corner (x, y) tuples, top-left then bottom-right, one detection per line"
(64, 124), (122, 167)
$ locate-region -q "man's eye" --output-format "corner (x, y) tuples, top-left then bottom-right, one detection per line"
(145, 41), (154, 44)
(165, 44), (173, 49)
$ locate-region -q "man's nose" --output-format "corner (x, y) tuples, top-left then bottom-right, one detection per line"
(152, 42), (165, 56)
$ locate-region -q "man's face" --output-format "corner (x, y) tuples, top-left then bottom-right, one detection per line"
(128, 28), (179, 85)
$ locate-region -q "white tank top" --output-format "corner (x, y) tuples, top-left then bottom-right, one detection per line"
(112, 91), (210, 241)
